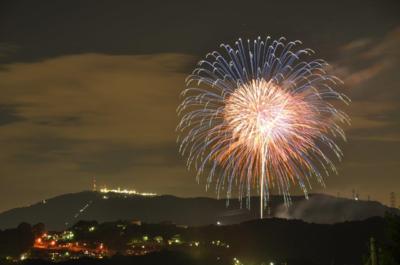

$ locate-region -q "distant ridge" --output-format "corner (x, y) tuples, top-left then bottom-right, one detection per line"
(0, 191), (398, 230)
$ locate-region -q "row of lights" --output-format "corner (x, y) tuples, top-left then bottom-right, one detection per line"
(99, 187), (156, 196)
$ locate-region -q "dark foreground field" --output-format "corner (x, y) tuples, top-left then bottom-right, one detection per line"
(8, 251), (324, 265)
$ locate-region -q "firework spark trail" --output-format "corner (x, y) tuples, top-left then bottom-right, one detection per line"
(177, 37), (350, 218)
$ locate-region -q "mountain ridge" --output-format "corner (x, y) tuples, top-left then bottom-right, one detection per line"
(0, 191), (398, 230)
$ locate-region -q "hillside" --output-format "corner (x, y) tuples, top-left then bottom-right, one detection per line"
(0, 191), (398, 230)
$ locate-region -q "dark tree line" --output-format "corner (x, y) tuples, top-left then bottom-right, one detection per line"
(379, 213), (400, 265)
(0, 222), (44, 258)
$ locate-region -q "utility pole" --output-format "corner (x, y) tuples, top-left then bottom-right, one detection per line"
(92, 177), (97, 192)
(370, 237), (377, 265)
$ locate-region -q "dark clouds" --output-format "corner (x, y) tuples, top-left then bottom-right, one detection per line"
(1, 0), (399, 63)
(0, 53), (197, 211)
(337, 28), (400, 142)
(0, 104), (25, 125)
(0, 0), (399, 211)
(325, 28), (400, 201)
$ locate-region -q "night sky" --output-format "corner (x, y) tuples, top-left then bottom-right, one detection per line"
(0, 0), (399, 212)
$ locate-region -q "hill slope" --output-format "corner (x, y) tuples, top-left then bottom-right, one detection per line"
(0, 191), (397, 230)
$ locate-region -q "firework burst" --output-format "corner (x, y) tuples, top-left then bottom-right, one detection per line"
(177, 37), (350, 218)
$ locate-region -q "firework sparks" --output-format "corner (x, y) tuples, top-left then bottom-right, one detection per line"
(177, 37), (350, 218)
